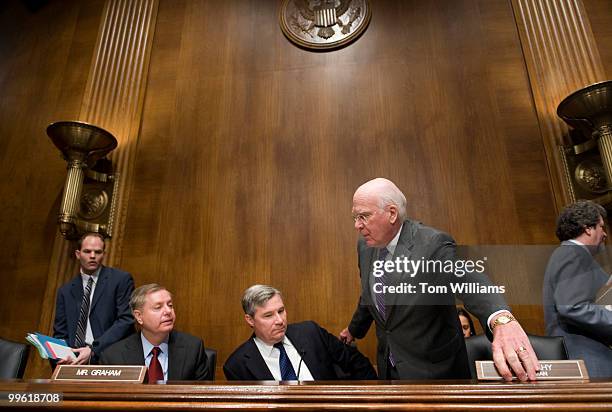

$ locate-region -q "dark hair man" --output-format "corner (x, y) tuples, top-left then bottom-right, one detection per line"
(543, 200), (612, 377)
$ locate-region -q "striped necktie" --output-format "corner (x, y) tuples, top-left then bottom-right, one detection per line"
(74, 276), (94, 348)
(274, 342), (297, 380)
(374, 248), (390, 320)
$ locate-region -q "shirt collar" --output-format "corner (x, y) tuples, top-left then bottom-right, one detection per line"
(140, 332), (169, 356)
(80, 266), (101, 282)
(385, 223), (404, 255)
(253, 335), (288, 357)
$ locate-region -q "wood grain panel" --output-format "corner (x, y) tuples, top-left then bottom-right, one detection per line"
(119, 0), (557, 377)
(511, 0), (607, 211)
(6, 0), (610, 380)
(0, 0), (105, 378)
(2, 380), (612, 411)
(583, 0), (612, 79)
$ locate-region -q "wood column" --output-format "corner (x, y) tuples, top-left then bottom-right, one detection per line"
(511, 0), (607, 212)
(28, 0), (158, 378)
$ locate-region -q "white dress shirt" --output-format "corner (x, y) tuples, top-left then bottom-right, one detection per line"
(252, 336), (314, 381)
(80, 267), (101, 345)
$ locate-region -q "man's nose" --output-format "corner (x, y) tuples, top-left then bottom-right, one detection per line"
(354, 220), (363, 230)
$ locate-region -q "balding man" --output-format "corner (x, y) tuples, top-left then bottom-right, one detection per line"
(340, 178), (539, 381)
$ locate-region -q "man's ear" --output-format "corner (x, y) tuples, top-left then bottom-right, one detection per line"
(75, 250), (81, 260)
(244, 314), (255, 328)
(388, 205), (399, 224)
(133, 310), (143, 325)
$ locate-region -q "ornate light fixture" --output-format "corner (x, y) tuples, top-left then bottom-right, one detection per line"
(557, 81), (612, 203)
(47, 121), (119, 239)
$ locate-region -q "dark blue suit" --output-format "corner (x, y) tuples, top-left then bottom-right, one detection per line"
(223, 321), (377, 380)
(52, 266), (135, 362)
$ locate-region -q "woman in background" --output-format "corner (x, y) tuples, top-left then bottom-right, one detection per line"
(457, 308), (476, 338)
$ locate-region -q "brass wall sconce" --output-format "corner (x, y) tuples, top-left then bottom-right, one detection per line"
(47, 121), (119, 239)
(557, 81), (612, 205)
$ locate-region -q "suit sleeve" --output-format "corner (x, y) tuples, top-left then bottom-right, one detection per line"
(91, 272), (135, 359)
(553, 255), (612, 345)
(193, 339), (210, 380)
(428, 232), (509, 340)
(52, 290), (69, 342)
(316, 322), (377, 380)
(348, 243), (374, 339)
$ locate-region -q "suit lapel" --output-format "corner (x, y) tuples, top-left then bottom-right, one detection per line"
(285, 325), (318, 379)
(243, 337), (274, 380)
(361, 246), (386, 325)
(166, 331), (186, 380)
(386, 220), (416, 321)
(69, 275), (84, 330)
(122, 333), (146, 365)
(90, 266), (108, 313)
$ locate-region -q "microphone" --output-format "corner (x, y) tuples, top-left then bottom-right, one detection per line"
(296, 348), (306, 380)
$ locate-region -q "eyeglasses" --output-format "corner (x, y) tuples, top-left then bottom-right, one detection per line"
(352, 212), (374, 224)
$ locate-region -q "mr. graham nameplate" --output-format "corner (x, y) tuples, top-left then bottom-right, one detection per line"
(51, 365), (146, 383)
(476, 360), (589, 380)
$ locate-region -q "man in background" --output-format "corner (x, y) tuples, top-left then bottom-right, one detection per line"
(53, 232), (134, 365)
(543, 200), (612, 377)
(100, 284), (209, 382)
(224, 284), (377, 381)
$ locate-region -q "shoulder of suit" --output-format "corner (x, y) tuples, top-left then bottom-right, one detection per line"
(101, 331), (140, 356)
(224, 337), (256, 362)
(554, 242), (596, 261)
(170, 330), (203, 345)
(288, 320), (318, 332)
(101, 266), (132, 278)
(407, 220), (454, 243)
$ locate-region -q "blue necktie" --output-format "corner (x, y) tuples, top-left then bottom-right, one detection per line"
(274, 342), (297, 380)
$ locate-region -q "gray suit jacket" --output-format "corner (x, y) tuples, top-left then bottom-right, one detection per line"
(348, 219), (509, 379)
(543, 242), (612, 377)
(99, 330), (209, 381)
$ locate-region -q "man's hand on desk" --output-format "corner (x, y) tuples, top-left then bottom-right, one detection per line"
(490, 312), (540, 382)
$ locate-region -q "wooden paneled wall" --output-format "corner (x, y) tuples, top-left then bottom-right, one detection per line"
(0, 0), (105, 351)
(1, 0), (610, 379)
(584, 0), (612, 78)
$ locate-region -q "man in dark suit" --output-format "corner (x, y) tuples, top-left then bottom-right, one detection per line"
(100, 284), (209, 382)
(340, 178), (539, 381)
(53, 232), (134, 365)
(543, 200), (612, 377)
(224, 284), (377, 381)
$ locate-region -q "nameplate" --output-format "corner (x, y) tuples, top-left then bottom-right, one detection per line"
(476, 360), (589, 380)
(51, 365), (146, 383)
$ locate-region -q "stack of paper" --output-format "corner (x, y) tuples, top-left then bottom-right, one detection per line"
(25, 333), (76, 360)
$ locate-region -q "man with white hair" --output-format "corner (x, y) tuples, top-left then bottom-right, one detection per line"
(340, 178), (539, 381)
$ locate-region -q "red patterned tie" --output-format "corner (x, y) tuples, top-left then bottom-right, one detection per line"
(147, 347), (163, 384)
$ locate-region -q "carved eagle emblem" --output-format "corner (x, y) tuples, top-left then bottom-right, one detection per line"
(291, 0), (362, 39)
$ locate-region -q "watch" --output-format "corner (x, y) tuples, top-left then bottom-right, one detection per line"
(491, 313), (516, 331)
